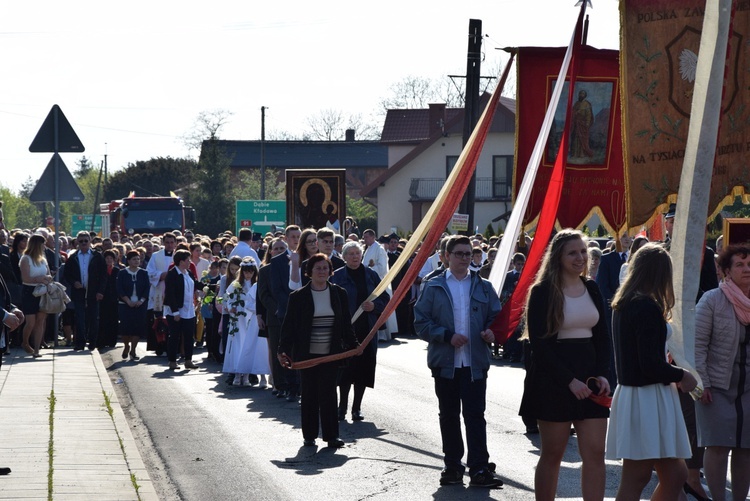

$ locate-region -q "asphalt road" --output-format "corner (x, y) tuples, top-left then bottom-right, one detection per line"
(101, 335), (662, 501)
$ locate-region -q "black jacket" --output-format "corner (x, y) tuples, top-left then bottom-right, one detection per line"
(63, 249), (107, 299)
(278, 282), (358, 362)
(526, 278), (611, 387)
(612, 295), (684, 386)
(164, 267), (202, 315)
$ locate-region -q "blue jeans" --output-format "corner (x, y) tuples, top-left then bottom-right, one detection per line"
(73, 296), (100, 350)
(433, 367), (489, 475)
(167, 315), (195, 363)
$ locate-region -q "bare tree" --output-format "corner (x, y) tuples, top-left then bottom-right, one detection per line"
(305, 109), (345, 141)
(378, 75), (465, 114)
(181, 109), (234, 152)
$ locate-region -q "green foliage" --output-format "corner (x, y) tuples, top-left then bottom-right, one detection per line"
(483, 223), (495, 240)
(103, 157), (199, 203)
(193, 140), (234, 237)
(346, 195), (377, 233)
(0, 185), (42, 230)
(231, 168), (285, 201)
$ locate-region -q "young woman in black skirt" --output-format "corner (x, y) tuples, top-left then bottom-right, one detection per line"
(519, 229), (611, 501)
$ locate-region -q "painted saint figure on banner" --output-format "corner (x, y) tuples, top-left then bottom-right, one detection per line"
(546, 81), (614, 167)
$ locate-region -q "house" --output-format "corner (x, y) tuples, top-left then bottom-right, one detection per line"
(204, 132), (388, 200)
(359, 95), (516, 236)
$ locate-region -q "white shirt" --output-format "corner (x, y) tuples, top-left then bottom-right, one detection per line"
(446, 270), (471, 368)
(76, 250), (92, 289)
(228, 241), (260, 266)
(164, 268), (196, 319)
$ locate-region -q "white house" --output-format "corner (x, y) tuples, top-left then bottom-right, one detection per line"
(360, 95), (516, 236)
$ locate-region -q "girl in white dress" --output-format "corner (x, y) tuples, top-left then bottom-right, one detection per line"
(222, 257), (270, 387)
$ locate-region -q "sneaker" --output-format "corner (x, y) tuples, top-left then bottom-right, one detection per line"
(232, 375), (242, 386)
(439, 469), (463, 486)
(469, 469), (503, 488)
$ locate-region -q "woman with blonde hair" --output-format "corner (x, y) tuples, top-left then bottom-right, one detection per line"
(608, 243), (697, 500)
(20, 234), (53, 357)
(519, 229), (611, 500)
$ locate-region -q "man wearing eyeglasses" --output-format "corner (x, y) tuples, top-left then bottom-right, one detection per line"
(64, 231), (107, 351)
(414, 235), (504, 488)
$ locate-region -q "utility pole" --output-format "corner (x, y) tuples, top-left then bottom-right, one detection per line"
(459, 19), (482, 235)
(260, 106), (266, 200)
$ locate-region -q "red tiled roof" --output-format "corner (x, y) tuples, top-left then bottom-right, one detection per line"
(380, 109), (463, 143)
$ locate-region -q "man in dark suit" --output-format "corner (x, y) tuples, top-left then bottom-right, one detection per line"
(257, 238), (288, 397)
(0, 265), (23, 475)
(270, 225), (301, 400)
(386, 233), (412, 336)
(64, 231), (107, 351)
(595, 232), (632, 389)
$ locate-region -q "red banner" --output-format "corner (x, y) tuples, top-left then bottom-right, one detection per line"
(514, 46), (625, 233)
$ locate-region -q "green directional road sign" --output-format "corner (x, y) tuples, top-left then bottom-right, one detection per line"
(71, 214), (103, 236)
(236, 200), (286, 236)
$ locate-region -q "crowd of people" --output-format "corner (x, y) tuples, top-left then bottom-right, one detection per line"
(1, 202), (749, 499)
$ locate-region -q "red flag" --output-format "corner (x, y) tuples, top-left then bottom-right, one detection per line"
(492, 3), (587, 343)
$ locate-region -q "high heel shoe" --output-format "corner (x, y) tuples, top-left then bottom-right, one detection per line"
(683, 483), (711, 501)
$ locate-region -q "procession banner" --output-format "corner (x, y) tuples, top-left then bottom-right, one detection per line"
(514, 45), (625, 234)
(621, 0), (750, 228)
(290, 56), (515, 370)
(490, 2), (588, 343)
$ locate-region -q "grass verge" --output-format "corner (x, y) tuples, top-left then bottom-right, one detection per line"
(102, 391), (141, 500)
(47, 390), (56, 501)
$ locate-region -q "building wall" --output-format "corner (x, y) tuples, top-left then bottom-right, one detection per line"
(376, 132), (515, 236)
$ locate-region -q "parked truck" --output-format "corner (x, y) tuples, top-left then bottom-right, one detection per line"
(101, 193), (195, 237)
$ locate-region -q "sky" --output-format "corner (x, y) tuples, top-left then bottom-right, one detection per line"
(0, 0), (620, 194)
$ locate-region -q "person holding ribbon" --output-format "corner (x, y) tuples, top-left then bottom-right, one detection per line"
(278, 253), (358, 448)
(519, 229), (610, 500)
(607, 242), (697, 500)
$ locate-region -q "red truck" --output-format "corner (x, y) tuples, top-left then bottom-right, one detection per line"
(102, 193), (196, 236)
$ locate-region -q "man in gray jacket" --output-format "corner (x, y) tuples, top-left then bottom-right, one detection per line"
(414, 235), (503, 488)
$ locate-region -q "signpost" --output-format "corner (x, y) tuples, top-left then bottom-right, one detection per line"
(71, 214), (103, 236)
(235, 200), (286, 236)
(451, 213), (470, 233)
(28, 105), (85, 278)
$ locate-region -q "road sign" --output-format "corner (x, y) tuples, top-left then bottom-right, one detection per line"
(450, 213), (469, 232)
(29, 105), (85, 153)
(71, 214), (103, 235)
(236, 200), (286, 236)
(29, 153), (85, 202)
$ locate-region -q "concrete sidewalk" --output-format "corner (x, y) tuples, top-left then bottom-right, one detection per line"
(0, 346), (157, 500)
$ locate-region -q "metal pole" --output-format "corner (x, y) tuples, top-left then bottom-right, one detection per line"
(459, 19), (482, 235)
(260, 106), (266, 200)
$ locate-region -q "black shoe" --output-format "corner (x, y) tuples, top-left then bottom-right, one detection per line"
(0, 467), (10, 475)
(327, 438), (345, 448)
(195, 341), (203, 348)
(351, 410), (364, 421)
(525, 425), (539, 434)
(439, 468), (463, 486)
(303, 439), (316, 447)
(276, 390), (288, 399)
(286, 391), (298, 402)
(469, 469), (503, 488)
(248, 374), (259, 385)
(683, 483), (712, 501)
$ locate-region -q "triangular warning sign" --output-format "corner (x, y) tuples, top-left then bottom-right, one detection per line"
(29, 105), (85, 153)
(29, 154), (85, 202)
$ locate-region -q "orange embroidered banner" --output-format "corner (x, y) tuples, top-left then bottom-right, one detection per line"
(514, 46), (625, 233)
(621, 0), (750, 227)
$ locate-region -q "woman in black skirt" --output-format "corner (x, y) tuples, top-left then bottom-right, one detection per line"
(331, 241), (387, 422)
(116, 250), (150, 361)
(519, 229), (611, 501)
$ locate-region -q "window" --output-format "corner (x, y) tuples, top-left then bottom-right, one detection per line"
(493, 156), (513, 200)
(446, 156), (459, 178)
